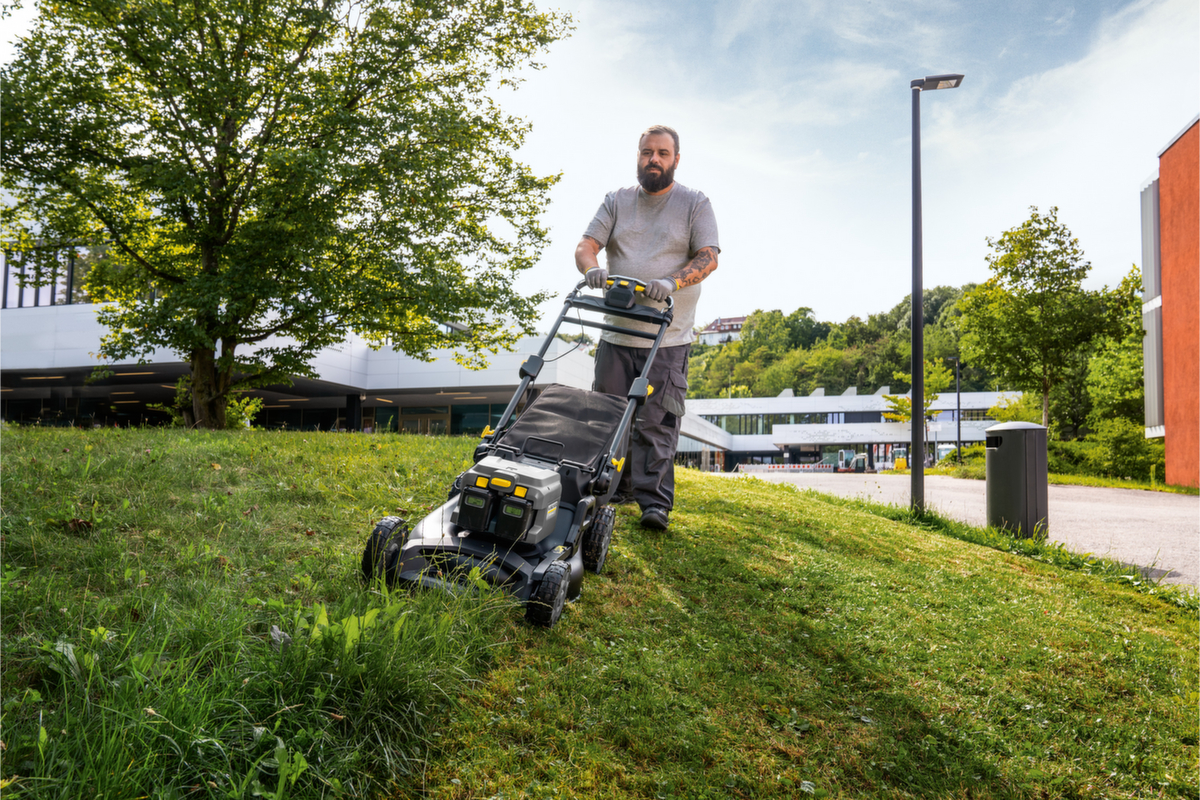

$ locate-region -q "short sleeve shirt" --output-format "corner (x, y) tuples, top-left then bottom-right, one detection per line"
(584, 182), (719, 347)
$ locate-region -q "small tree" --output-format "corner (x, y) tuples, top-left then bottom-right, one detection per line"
(883, 359), (952, 425)
(959, 207), (1106, 428)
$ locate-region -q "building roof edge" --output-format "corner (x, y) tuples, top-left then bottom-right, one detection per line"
(1157, 114), (1200, 159)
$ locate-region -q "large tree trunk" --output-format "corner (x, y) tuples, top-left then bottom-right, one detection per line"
(191, 347), (228, 430)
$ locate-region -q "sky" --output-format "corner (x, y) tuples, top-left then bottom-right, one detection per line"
(3, 0), (1197, 331)
(497, 0), (1199, 328)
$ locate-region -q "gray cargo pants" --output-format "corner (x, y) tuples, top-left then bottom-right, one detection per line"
(593, 341), (690, 512)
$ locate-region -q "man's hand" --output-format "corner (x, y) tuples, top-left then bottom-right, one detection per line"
(645, 278), (676, 302)
(585, 267), (609, 290)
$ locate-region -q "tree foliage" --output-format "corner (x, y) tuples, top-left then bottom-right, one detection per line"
(2, 0), (568, 428)
(958, 206), (1108, 428)
(882, 359), (953, 425)
(689, 287), (993, 400)
(1085, 266), (1145, 427)
(987, 392), (1041, 424)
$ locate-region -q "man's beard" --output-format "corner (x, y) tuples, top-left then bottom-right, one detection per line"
(637, 162), (675, 193)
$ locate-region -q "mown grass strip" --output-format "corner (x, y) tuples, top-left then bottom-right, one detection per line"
(797, 487), (1199, 613)
(883, 466), (1199, 496)
(417, 470), (1198, 800)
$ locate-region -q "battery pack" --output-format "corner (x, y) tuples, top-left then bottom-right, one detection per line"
(452, 456), (562, 544)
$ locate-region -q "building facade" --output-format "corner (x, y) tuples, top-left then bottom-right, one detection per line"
(679, 387), (1006, 471)
(1141, 115), (1198, 488)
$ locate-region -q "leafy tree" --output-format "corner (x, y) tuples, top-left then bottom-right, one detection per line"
(987, 392), (1041, 423)
(1085, 266), (1145, 426)
(785, 307), (831, 350)
(959, 206), (1106, 428)
(739, 309), (792, 357)
(2, 0), (567, 428)
(882, 359), (952, 425)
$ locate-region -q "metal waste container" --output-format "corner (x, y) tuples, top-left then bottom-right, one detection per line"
(985, 421), (1048, 538)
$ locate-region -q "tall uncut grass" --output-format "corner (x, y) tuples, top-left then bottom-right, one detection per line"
(1, 426), (506, 798)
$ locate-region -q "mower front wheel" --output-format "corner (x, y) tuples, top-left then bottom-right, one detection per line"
(584, 505), (615, 574)
(526, 561), (571, 628)
(361, 516), (408, 585)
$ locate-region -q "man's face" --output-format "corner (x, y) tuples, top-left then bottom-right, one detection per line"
(636, 132), (679, 193)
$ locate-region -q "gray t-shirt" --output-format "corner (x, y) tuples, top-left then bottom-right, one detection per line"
(584, 182), (719, 348)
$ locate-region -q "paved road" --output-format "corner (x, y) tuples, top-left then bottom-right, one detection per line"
(727, 472), (1199, 587)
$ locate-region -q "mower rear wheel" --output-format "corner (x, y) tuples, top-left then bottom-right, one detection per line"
(526, 561), (571, 628)
(361, 516), (408, 585)
(584, 505), (615, 574)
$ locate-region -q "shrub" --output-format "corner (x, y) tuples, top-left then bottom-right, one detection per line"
(1086, 417), (1160, 480)
(1047, 438), (1093, 476)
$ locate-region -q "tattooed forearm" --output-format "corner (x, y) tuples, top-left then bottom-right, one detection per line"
(673, 246), (718, 288)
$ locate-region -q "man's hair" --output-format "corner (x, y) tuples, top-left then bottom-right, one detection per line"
(639, 125), (679, 154)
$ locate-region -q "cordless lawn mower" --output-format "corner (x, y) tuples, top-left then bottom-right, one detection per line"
(361, 276), (674, 628)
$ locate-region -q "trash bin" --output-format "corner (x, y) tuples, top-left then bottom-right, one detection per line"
(985, 421), (1048, 538)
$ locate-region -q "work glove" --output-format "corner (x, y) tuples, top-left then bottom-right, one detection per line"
(645, 278), (676, 302)
(585, 267), (608, 290)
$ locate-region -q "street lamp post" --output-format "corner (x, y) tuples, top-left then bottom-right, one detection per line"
(948, 355), (962, 463)
(910, 72), (963, 513)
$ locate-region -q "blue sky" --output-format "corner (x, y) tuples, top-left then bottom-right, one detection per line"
(4, 0), (1197, 330)
(502, 0), (1199, 327)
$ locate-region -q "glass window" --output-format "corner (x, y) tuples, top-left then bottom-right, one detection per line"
(452, 404), (491, 436)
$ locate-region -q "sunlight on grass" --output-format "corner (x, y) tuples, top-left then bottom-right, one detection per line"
(3, 430), (1196, 799)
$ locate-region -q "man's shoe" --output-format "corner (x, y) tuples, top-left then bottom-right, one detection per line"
(640, 507), (669, 530)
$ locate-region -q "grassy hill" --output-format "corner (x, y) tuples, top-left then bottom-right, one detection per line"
(1, 428), (1195, 799)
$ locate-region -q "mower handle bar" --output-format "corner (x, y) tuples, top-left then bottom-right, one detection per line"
(571, 274), (675, 312)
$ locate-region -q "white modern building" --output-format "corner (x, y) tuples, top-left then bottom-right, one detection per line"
(679, 386), (1005, 471)
(0, 302), (597, 436)
(2, 300), (1002, 469)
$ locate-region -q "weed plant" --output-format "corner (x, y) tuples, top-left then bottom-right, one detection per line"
(1, 427), (508, 798)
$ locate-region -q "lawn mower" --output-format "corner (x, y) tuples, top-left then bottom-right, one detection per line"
(361, 276), (674, 628)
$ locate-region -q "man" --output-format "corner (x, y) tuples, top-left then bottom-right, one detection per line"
(575, 124), (720, 530)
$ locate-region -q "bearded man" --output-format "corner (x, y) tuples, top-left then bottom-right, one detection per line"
(574, 124), (720, 530)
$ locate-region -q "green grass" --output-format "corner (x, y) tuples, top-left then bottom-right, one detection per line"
(883, 465), (1198, 495)
(3, 428), (1197, 799)
(1, 427), (509, 798)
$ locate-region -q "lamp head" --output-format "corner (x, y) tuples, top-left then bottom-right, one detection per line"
(911, 74), (964, 91)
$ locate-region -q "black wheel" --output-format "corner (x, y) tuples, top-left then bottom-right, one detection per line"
(584, 505), (615, 574)
(361, 516), (408, 585)
(526, 561), (570, 628)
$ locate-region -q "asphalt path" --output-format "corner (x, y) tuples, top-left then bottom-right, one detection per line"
(726, 471), (1199, 587)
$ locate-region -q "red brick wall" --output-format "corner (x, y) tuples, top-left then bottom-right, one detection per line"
(1159, 121), (1199, 488)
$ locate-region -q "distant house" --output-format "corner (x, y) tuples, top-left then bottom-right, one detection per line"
(697, 315), (746, 346)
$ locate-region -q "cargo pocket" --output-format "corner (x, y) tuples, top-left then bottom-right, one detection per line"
(661, 370), (688, 420)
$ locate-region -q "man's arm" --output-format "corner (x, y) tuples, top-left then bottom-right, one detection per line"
(669, 246), (719, 289)
(644, 246), (718, 302)
(575, 236), (603, 275)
